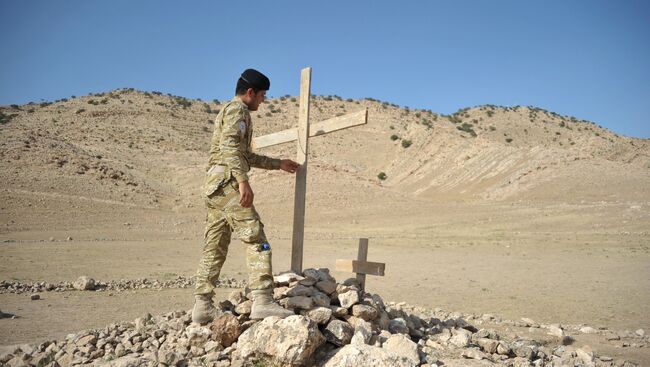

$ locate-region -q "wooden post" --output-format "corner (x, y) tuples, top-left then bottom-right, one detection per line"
(291, 67), (312, 273)
(356, 238), (369, 290)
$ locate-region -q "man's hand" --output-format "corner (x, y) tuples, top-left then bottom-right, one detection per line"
(238, 181), (254, 208)
(280, 159), (300, 174)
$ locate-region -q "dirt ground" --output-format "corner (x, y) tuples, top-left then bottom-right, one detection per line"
(1, 201), (649, 364)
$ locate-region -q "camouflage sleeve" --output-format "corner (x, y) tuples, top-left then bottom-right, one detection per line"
(220, 105), (249, 183)
(247, 152), (281, 170)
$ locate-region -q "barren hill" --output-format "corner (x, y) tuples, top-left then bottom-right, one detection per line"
(1, 88), (648, 214)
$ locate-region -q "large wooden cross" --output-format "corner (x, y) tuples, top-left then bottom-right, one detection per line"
(252, 67), (368, 273)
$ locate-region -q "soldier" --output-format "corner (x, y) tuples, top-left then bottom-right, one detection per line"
(192, 68), (299, 324)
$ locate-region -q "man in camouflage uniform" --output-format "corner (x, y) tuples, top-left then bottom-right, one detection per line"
(192, 69), (299, 323)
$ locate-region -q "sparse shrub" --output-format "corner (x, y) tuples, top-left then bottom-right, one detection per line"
(10, 104), (20, 109)
(174, 97), (192, 108)
(457, 122), (477, 137)
(401, 139), (412, 148)
(389, 125), (395, 130)
(346, 98), (353, 102)
(505, 138), (513, 143)
(265, 112), (272, 117)
(489, 126), (496, 131)
(76, 108), (85, 114)
(449, 114), (462, 124)
(487, 110), (494, 118)
(390, 134), (399, 141)
(377, 172), (387, 180)
(0, 111), (18, 124)
(290, 97), (296, 102)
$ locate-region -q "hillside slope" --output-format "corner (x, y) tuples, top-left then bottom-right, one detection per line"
(1, 89), (648, 215)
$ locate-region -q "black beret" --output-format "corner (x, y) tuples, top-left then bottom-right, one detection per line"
(241, 69), (270, 91)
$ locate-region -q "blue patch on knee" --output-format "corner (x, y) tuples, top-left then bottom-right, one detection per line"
(259, 242), (271, 251)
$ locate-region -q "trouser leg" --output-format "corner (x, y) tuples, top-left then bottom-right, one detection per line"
(226, 204), (274, 291)
(194, 208), (231, 295)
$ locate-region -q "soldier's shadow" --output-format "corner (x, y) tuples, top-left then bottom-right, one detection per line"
(0, 310), (18, 319)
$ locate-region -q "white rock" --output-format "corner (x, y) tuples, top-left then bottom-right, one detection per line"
(237, 315), (324, 365)
(352, 304), (378, 321)
(283, 284), (313, 297)
(273, 272), (304, 286)
(73, 276), (96, 291)
(323, 343), (418, 367)
(450, 328), (472, 348)
(461, 347), (488, 360)
(576, 346), (594, 364)
(477, 338), (498, 354)
(351, 319), (373, 345)
(547, 324), (564, 338)
(303, 307), (332, 325)
(338, 290), (360, 308)
(383, 334), (420, 365)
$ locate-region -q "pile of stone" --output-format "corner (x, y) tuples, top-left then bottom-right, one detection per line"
(0, 276), (244, 295)
(0, 268), (641, 367)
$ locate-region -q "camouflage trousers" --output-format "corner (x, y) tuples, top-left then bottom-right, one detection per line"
(194, 179), (274, 295)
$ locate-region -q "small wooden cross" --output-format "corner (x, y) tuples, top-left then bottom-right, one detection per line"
(252, 67), (368, 273)
(335, 238), (385, 291)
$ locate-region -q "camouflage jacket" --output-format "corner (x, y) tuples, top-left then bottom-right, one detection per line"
(207, 97), (280, 185)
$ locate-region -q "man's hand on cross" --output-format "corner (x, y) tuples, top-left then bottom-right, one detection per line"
(280, 159), (300, 174)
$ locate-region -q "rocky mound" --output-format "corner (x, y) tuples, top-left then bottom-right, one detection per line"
(0, 268), (642, 367)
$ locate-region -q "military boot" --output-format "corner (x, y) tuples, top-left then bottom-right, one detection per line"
(249, 289), (294, 320)
(191, 293), (216, 324)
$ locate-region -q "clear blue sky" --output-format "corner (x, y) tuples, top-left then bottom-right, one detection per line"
(1, 1), (649, 138)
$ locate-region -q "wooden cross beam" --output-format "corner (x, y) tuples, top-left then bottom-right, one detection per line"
(252, 67), (368, 273)
(335, 238), (385, 291)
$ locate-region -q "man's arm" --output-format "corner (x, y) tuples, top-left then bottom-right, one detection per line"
(219, 105), (249, 183)
(247, 152), (282, 170)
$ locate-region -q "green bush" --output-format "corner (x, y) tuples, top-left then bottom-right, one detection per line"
(377, 172), (387, 180)
(0, 111), (18, 124)
(505, 138), (513, 143)
(456, 123), (477, 137)
(390, 134), (399, 141)
(401, 139), (412, 148)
